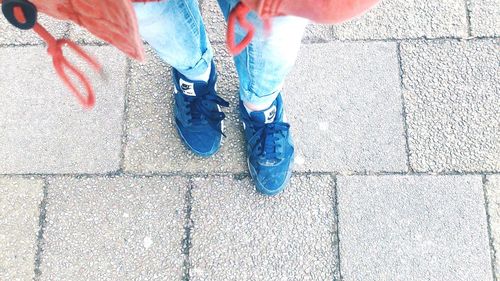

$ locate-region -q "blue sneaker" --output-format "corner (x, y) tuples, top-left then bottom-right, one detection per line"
(239, 94), (294, 196)
(172, 62), (229, 157)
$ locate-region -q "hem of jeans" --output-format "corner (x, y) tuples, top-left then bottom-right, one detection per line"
(176, 47), (214, 78)
(239, 87), (281, 106)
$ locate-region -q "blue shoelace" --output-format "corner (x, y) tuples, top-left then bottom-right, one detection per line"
(183, 93), (229, 135)
(253, 122), (290, 162)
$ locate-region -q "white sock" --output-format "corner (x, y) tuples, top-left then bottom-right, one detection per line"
(184, 63), (211, 82)
(244, 87), (282, 114)
(244, 101), (274, 115)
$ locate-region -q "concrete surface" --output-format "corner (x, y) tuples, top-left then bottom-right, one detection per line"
(486, 175), (500, 280)
(190, 175), (338, 280)
(332, 0), (468, 39)
(202, 0), (227, 43)
(285, 42), (407, 173)
(401, 40), (500, 173)
(0, 46), (127, 174)
(0, 14), (68, 45)
(40, 177), (187, 280)
(468, 0), (500, 37)
(0, 178), (44, 281)
(0, 0), (498, 280)
(337, 175), (492, 281)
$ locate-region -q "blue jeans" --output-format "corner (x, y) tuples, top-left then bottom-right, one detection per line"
(133, 0), (307, 105)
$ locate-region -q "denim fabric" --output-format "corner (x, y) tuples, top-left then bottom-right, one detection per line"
(133, 0), (307, 105)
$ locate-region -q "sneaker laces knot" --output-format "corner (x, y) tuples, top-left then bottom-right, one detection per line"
(184, 93), (229, 136)
(256, 122), (290, 162)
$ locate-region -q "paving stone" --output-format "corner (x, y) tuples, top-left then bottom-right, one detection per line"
(190, 175), (338, 280)
(0, 14), (68, 45)
(0, 46), (127, 174)
(0, 177), (44, 280)
(468, 0), (500, 37)
(284, 42), (407, 173)
(486, 175), (500, 280)
(332, 0), (468, 40)
(40, 176), (187, 280)
(303, 24), (334, 43)
(337, 175), (492, 281)
(401, 40), (500, 173)
(202, 0), (227, 43)
(125, 44), (246, 174)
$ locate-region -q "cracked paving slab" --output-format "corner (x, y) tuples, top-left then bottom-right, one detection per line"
(401, 39), (500, 173)
(337, 175), (492, 281)
(190, 175), (338, 280)
(0, 177), (44, 280)
(40, 176), (187, 280)
(0, 46), (127, 174)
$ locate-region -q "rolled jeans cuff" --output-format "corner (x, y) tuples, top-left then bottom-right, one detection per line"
(176, 47), (214, 78)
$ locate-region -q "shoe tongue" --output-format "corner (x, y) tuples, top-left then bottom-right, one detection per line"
(250, 103), (277, 124)
(179, 77), (210, 97)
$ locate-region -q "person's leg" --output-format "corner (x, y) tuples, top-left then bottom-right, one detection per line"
(217, 1), (308, 109)
(133, 0), (213, 80)
(134, 1), (229, 157)
(217, 1), (308, 195)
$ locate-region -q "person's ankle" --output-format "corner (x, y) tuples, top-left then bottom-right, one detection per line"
(243, 87), (283, 113)
(243, 100), (274, 114)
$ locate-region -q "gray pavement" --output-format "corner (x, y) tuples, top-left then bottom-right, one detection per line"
(337, 175), (491, 281)
(468, 0), (500, 37)
(190, 175), (338, 280)
(401, 40), (500, 173)
(0, 15), (67, 45)
(332, 0), (468, 39)
(40, 177), (186, 280)
(0, 46), (126, 174)
(0, 178), (44, 280)
(487, 175), (500, 279)
(0, 0), (499, 280)
(285, 42), (407, 173)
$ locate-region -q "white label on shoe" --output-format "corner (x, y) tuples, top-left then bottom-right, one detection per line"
(263, 105), (277, 124)
(217, 105), (225, 133)
(179, 78), (196, 96)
